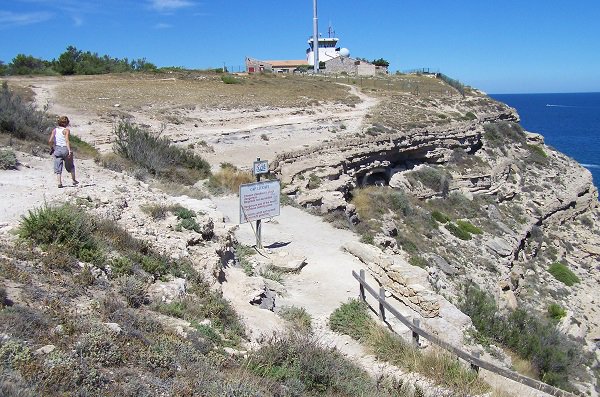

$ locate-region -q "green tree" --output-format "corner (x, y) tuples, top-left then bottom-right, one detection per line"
(372, 58), (390, 67)
(55, 45), (81, 75)
(0, 61), (6, 75)
(9, 54), (48, 75)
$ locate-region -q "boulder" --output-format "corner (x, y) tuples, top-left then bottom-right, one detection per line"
(485, 237), (513, 257)
(148, 277), (186, 304)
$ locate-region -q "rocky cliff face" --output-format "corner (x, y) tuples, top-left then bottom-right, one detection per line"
(273, 89), (600, 385)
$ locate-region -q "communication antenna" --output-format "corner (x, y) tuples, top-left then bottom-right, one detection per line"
(313, 0), (319, 73)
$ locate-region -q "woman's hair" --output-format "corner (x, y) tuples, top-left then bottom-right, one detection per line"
(57, 116), (70, 127)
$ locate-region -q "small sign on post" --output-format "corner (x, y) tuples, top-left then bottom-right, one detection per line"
(253, 159), (269, 176)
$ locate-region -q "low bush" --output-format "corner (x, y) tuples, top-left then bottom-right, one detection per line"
(329, 300), (489, 395)
(221, 75), (241, 84)
(246, 333), (395, 396)
(483, 122), (526, 148)
(0, 148), (17, 169)
(207, 163), (254, 195)
(0, 82), (53, 142)
(113, 119), (210, 185)
(460, 284), (582, 389)
(445, 222), (472, 240)
(548, 262), (580, 286)
(18, 204), (98, 260)
(456, 220), (482, 235)
(431, 210), (450, 224)
(406, 166), (451, 196)
(118, 275), (148, 308)
(548, 303), (567, 321)
(278, 306), (312, 332)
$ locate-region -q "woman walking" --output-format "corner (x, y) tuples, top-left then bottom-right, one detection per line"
(48, 115), (78, 188)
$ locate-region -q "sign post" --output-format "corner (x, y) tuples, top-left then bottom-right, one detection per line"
(239, 158), (279, 249)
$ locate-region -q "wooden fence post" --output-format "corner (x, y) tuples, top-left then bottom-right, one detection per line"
(412, 318), (420, 347)
(359, 269), (365, 301)
(471, 351), (480, 373)
(378, 287), (386, 322)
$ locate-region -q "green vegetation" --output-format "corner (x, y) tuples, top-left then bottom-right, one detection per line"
(0, 81), (53, 142)
(220, 74), (241, 84)
(460, 284), (582, 389)
(278, 306), (312, 332)
(463, 111), (477, 120)
(329, 300), (489, 395)
(5, 46), (156, 76)
(406, 165), (451, 196)
(307, 173), (321, 189)
(431, 210), (451, 224)
(456, 220), (483, 235)
(0, 148), (17, 169)
(445, 222), (472, 240)
(234, 243), (255, 276)
(547, 303), (567, 321)
(548, 262), (580, 286)
(113, 119), (210, 185)
(246, 332), (403, 396)
(483, 122), (526, 148)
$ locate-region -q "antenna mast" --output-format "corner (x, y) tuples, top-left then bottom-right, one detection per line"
(313, 0), (319, 73)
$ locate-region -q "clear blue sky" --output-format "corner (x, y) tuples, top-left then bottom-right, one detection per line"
(2, 0), (600, 94)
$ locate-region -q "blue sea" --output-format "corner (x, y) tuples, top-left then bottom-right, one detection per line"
(490, 92), (600, 189)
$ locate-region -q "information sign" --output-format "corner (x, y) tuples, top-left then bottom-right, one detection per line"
(239, 180), (281, 224)
(253, 160), (269, 175)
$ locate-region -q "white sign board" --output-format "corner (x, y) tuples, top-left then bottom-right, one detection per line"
(239, 180), (281, 224)
(253, 160), (269, 175)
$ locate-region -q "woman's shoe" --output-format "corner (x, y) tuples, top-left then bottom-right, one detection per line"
(58, 184), (63, 188)
(72, 180), (79, 186)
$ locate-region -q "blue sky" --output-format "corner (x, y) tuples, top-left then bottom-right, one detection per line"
(1, 0), (600, 94)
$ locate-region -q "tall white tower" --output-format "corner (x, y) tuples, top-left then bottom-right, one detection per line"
(312, 0), (319, 72)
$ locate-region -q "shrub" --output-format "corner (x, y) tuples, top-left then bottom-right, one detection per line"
(0, 148), (17, 169)
(246, 333), (387, 396)
(307, 173), (321, 190)
(483, 122), (526, 148)
(548, 303), (567, 321)
(445, 222), (471, 240)
(221, 75), (241, 84)
(0, 81), (53, 142)
(206, 163), (254, 194)
(464, 112), (477, 120)
(118, 275), (148, 308)
(278, 306), (312, 332)
(18, 204), (98, 260)
(141, 203), (171, 220)
(330, 300), (489, 395)
(329, 300), (372, 340)
(113, 119), (210, 184)
(548, 262), (580, 286)
(431, 210), (450, 224)
(0, 287), (8, 308)
(456, 220), (482, 235)
(406, 166), (451, 196)
(459, 284), (581, 389)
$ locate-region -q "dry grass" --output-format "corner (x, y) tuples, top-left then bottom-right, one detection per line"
(47, 73), (359, 115)
(207, 164), (254, 195)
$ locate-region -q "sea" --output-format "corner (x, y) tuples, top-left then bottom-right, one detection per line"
(490, 92), (600, 190)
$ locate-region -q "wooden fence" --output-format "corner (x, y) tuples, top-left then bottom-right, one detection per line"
(353, 269), (578, 397)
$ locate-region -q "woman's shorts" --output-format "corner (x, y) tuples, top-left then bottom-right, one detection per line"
(53, 146), (74, 174)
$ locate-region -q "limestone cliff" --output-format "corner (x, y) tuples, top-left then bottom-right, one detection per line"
(273, 87), (600, 390)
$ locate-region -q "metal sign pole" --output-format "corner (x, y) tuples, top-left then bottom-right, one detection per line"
(255, 157), (262, 249)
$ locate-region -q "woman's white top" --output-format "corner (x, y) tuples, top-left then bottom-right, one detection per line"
(54, 127), (67, 147)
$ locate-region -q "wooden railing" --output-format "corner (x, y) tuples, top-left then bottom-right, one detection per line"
(353, 269), (578, 397)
